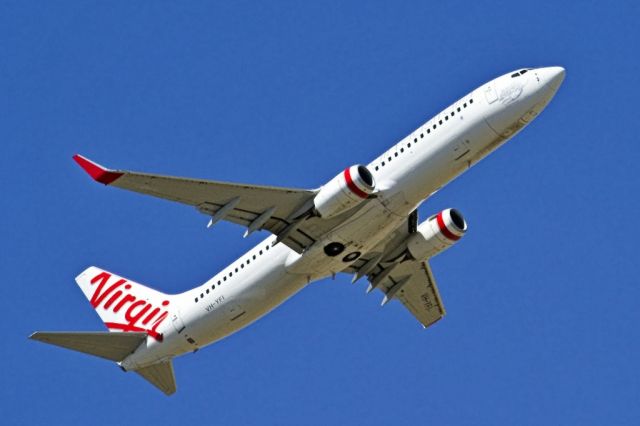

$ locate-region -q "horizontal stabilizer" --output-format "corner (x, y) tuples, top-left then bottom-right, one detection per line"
(135, 360), (177, 396)
(29, 331), (147, 362)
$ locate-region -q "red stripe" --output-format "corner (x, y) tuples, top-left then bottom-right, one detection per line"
(344, 167), (369, 199)
(437, 211), (460, 241)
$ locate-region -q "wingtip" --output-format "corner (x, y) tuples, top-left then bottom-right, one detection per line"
(29, 331), (48, 342)
(73, 154), (123, 185)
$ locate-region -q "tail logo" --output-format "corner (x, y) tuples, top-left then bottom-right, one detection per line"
(90, 271), (169, 341)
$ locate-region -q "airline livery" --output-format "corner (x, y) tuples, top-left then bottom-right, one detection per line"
(31, 67), (565, 395)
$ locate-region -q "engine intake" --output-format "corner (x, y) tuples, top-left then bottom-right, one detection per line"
(406, 208), (467, 260)
(314, 165), (376, 218)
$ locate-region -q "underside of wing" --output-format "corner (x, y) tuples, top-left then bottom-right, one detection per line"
(73, 155), (337, 252)
(345, 211), (446, 328)
(384, 261), (446, 328)
(358, 258), (446, 329)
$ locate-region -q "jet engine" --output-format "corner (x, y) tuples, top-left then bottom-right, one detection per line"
(313, 165), (375, 218)
(406, 208), (467, 259)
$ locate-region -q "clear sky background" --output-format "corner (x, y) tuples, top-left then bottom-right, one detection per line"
(2, 1), (638, 424)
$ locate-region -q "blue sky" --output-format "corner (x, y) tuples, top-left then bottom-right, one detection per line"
(2, 1), (639, 424)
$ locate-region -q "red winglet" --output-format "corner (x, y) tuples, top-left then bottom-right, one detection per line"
(73, 154), (124, 185)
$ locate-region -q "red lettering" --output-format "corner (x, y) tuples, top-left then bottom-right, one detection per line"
(149, 311), (168, 336)
(103, 290), (123, 309)
(142, 307), (160, 325)
(90, 272), (169, 342)
(125, 300), (152, 326)
(90, 273), (126, 308)
(113, 294), (136, 313)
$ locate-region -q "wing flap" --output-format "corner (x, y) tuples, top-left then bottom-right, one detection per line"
(394, 262), (446, 328)
(370, 260), (446, 328)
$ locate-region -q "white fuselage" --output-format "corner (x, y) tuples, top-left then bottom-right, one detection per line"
(121, 67), (565, 370)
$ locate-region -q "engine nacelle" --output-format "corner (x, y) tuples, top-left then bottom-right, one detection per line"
(406, 208), (467, 260)
(314, 165), (375, 218)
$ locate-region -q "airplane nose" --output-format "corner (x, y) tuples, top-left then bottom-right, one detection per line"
(541, 66), (565, 92)
(484, 66), (564, 137)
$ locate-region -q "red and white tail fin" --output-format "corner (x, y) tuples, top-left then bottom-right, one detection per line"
(75, 267), (173, 342)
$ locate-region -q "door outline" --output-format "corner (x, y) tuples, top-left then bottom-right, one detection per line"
(171, 311), (185, 334)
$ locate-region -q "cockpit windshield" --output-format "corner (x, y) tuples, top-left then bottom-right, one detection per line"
(511, 68), (533, 78)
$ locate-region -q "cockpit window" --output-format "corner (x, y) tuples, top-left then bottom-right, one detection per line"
(512, 68), (532, 78)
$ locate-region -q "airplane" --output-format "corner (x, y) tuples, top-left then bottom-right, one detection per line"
(31, 66), (565, 395)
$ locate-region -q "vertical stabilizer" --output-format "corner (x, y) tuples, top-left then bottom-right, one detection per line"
(75, 266), (173, 342)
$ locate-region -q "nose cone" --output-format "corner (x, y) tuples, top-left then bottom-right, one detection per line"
(483, 66), (565, 138)
(539, 66), (566, 93)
